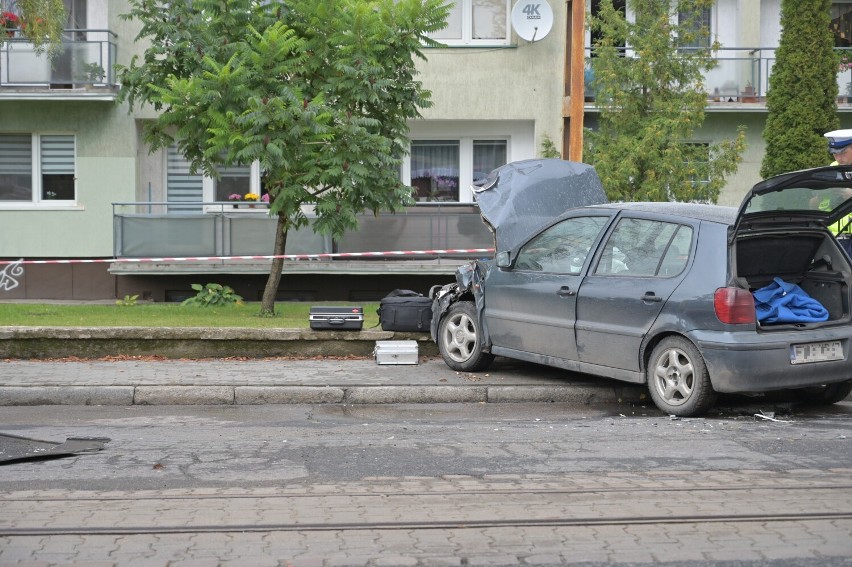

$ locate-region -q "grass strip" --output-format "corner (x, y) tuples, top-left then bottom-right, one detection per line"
(0, 302), (381, 329)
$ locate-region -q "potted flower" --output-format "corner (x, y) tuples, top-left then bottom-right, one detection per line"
(227, 193), (242, 208)
(261, 193), (270, 207)
(740, 81), (757, 103)
(1, 11), (20, 38)
(243, 193), (260, 208)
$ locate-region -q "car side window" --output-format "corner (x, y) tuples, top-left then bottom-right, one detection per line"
(594, 218), (693, 277)
(514, 216), (608, 273)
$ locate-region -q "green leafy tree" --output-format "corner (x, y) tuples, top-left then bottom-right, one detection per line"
(761, 0), (838, 178)
(118, 0), (448, 315)
(585, 0), (745, 202)
(1, 0), (66, 56)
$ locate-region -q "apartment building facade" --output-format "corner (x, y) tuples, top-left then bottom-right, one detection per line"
(1, 0), (850, 300)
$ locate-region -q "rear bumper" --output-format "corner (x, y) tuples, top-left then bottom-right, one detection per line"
(688, 328), (852, 393)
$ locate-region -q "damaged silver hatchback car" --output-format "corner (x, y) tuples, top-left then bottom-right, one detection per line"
(431, 159), (852, 416)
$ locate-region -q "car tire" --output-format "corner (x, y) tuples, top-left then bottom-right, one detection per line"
(800, 381), (852, 405)
(646, 336), (716, 417)
(437, 301), (494, 372)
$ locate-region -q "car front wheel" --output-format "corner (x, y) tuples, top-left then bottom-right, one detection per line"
(437, 301), (494, 372)
(647, 336), (716, 417)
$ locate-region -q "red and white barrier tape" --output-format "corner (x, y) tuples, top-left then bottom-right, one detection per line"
(0, 248), (495, 266)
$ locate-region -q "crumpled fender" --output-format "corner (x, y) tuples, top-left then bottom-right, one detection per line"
(429, 260), (492, 344)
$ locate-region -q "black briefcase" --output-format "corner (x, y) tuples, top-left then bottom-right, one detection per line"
(309, 306), (364, 331)
(377, 290), (433, 332)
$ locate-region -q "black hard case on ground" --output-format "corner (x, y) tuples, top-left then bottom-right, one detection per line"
(309, 306), (364, 331)
(378, 291), (433, 332)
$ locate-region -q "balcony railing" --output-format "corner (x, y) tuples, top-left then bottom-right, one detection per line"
(583, 46), (852, 105)
(112, 202), (494, 260)
(0, 28), (117, 90)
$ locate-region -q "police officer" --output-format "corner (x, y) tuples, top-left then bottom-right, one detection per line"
(825, 129), (852, 165)
(823, 129), (852, 237)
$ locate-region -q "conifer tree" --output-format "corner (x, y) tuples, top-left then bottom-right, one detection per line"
(761, 0), (838, 178)
(585, 0), (745, 202)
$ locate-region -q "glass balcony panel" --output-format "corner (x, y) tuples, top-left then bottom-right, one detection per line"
(1, 29), (115, 88)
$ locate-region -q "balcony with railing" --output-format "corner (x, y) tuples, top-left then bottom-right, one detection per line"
(0, 28), (117, 99)
(582, 47), (852, 109)
(111, 202), (494, 275)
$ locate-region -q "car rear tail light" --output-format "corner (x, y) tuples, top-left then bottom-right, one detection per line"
(714, 287), (755, 324)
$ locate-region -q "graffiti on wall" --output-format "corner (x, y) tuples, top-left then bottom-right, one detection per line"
(0, 259), (23, 292)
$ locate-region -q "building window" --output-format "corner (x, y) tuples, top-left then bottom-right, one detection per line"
(411, 140), (460, 202)
(428, 0), (510, 46)
(684, 142), (710, 192)
(677, 5), (712, 49)
(473, 140), (507, 185)
(831, 2), (852, 47)
(409, 138), (508, 202)
(165, 144), (265, 211)
(0, 133), (76, 204)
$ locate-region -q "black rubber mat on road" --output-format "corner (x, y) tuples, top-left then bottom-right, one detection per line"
(0, 433), (110, 464)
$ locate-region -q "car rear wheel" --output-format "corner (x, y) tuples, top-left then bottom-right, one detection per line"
(438, 301), (494, 372)
(800, 381), (852, 405)
(647, 336), (716, 417)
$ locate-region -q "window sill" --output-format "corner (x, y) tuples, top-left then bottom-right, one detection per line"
(424, 43), (516, 49)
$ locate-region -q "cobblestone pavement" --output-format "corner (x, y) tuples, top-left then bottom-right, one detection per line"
(1, 470), (852, 566)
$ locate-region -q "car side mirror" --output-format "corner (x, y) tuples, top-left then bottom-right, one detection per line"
(495, 251), (511, 268)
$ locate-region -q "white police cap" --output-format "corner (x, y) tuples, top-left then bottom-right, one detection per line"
(825, 129), (852, 154)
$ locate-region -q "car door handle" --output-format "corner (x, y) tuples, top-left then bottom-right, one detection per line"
(557, 286), (576, 297)
(642, 292), (662, 302)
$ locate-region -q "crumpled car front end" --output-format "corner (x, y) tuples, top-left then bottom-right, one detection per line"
(430, 159), (608, 344)
(430, 259), (491, 342)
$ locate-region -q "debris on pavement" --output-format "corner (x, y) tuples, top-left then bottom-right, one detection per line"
(754, 410), (792, 423)
(0, 433), (110, 464)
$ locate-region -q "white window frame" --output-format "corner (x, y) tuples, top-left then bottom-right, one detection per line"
(0, 132), (79, 209)
(428, 0), (512, 47)
(402, 136), (510, 203)
(201, 161), (263, 212)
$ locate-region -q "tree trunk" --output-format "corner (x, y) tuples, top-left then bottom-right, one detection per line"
(259, 211), (289, 316)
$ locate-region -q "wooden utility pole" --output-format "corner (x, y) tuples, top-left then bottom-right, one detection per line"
(563, 0), (586, 162)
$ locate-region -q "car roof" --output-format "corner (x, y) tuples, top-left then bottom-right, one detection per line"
(586, 201), (738, 224)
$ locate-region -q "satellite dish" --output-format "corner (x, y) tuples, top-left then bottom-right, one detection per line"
(511, 0), (553, 42)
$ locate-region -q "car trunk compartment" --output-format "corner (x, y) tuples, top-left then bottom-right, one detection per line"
(800, 271), (848, 320)
(735, 232), (851, 326)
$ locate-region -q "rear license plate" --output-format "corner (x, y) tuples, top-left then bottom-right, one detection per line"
(790, 341), (844, 364)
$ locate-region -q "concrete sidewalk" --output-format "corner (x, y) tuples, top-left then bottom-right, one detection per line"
(0, 354), (648, 407)
(0, 326), (648, 406)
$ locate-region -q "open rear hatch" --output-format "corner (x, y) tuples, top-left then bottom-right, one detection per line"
(733, 165), (852, 328)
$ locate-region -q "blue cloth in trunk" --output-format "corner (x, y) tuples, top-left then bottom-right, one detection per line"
(753, 277), (829, 323)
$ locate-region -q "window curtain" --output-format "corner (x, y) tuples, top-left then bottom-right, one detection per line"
(214, 164), (252, 201)
(429, 1), (462, 39)
(411, 140), (460, 201)
(166, 145), (203, 213)
(473, 140), (507, 185)
(0, 134), (32, 201)
(40, 134), (75, 200)
(473, 0), (507, 40)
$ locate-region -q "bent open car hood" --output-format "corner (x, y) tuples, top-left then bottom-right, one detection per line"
(472, 159), (608, 253)
(734, 165), (852, 238)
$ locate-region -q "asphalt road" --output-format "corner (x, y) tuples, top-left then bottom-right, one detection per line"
(1, 402), (851, 566)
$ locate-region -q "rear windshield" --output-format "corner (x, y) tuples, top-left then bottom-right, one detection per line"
(745, 186), (852, 217)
